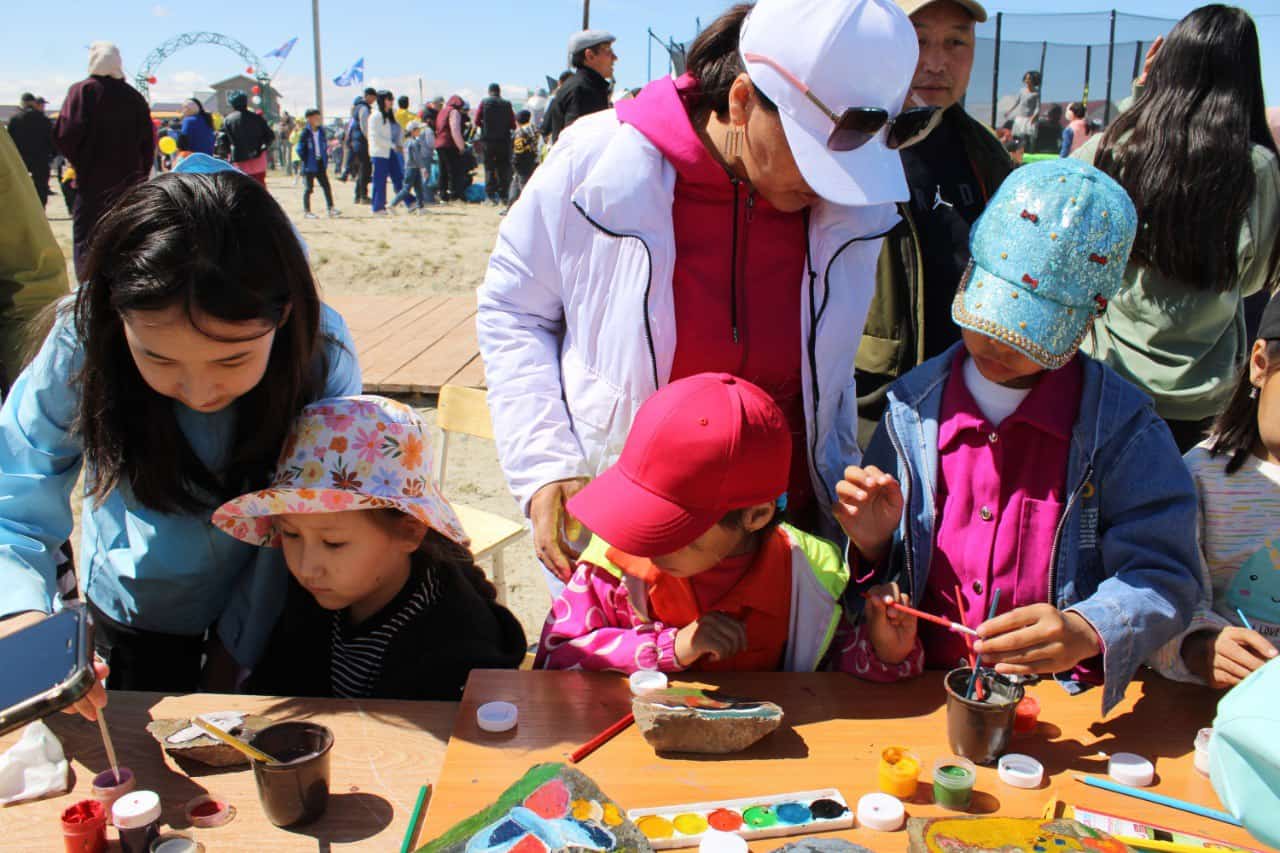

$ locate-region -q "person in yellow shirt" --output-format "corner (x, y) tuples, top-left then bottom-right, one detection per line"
(395, 96), (414, 131)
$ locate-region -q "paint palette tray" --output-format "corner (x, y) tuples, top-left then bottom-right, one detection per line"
(627, 788), (853, 850)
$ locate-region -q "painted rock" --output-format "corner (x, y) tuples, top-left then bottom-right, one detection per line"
(632, 688), (782, 754)
(771, 840), (873, 853)
(145, 715), (276, 768)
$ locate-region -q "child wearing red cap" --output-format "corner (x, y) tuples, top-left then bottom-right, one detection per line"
(534, 373), (850, 673)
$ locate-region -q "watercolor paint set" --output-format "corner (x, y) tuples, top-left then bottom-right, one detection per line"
(626, 788), (854, 850)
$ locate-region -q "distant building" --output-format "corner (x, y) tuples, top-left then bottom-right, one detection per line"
(208, 75), (281, 118)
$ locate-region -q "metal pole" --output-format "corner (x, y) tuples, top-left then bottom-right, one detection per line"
(311, 0), (324, 118)
(1038, 40), (1047, 108)
(1083, 45), (1092, 110)
(582, 0), (590, 29)
(418, 76), (424, 106)
(1132, 41), (1144, 85)
(1104, 9), (1116, 124)
(647, 29), (652, 81)
(990, 12), (1002, 128)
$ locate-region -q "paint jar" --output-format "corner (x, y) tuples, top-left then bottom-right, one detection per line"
(90, 766), (136, 809)
(932, 757), (977, 811)
(877, 746), (921, 799)
(60, 799), (107, 853)
(1194, 728), (1213, 776)
(944, 667), (1024, 765)
(111, 790), (162, 853)
(149, 833), (205, 853)
(249, 722), (334, 827)
(1013, 694), (1040, 735)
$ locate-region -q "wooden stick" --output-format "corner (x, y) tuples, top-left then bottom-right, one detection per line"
(95, 711), (120, 785)
(569, 712), (634, 764)
(400, 783), (432, 853)
(194, 717), (279, 764)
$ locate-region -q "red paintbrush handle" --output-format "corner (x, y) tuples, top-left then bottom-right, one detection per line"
(569, 712), (635, 764)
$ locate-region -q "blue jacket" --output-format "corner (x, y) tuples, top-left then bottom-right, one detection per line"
(295, 126), (328, 175)
(404, 135), (433, 170)
(179, 115), (215, 156)
(0, 304), (361, 667)
(858, 344), (1201, 713)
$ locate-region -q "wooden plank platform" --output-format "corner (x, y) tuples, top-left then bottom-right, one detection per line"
(325, 293), (486, 394)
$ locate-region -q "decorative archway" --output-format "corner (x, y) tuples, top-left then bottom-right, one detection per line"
(135, 31), (275, 118)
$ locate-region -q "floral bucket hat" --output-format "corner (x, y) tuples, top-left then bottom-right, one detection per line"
(213, 395), (469, 548)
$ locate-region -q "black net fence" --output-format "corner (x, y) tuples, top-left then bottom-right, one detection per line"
(965, 11), (1176, 148)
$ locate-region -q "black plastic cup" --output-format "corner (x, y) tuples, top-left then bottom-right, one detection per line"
(248, 722), (335, 827)
(944, 667), (1024, 765)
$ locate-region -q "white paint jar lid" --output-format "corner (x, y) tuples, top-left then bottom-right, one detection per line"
(476, 701), (519, 733)
(997, 753), (1045, 789)
(112, 789), (162, 829)
(629, 670), (668, 695)
(1109, 752), (1155, 787)
(699, 829), (748, 853)
(857, 792), (905, 831)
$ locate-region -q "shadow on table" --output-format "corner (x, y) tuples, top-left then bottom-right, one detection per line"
(249, 695), (457, 744)
(658, 724), (811, 762)
(284, 791), (394, 844)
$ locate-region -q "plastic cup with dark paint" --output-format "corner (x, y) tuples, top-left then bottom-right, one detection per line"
(60, 799), (108, 853)
(944, 667), (1024, 765)
(248, 722), (334, 827)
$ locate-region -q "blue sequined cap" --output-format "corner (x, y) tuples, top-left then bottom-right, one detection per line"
(952, 158), (1137, 369)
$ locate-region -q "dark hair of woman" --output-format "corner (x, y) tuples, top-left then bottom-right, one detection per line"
(74, 171), (330, 514)
(1094, 5), (1279, 292)
(376, 91), (395, 121)
(1023, 70), (1041, 88)
(186, 98), (213, 128)
(680, 2), (778, 122)
(1209, 337), (1280, 474)
(372, 510), (500, 602)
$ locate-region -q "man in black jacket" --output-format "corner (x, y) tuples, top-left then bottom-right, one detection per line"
(542, 29), (616, 144)
(476, 83), (516, 205)
(7, 94), (55, 207)
(223, 91), (275, 185)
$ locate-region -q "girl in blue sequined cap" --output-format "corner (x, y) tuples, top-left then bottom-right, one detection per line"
(833, 159), (1202, 715)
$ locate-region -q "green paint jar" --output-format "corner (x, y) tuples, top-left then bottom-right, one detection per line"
(932, 757), (976, 811)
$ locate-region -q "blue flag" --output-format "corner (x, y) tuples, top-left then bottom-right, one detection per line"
(264, 37), (298, 60)
(333, 58), (364, 87)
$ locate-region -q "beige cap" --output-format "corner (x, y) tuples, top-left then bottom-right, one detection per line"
(896, 0), (988, 23)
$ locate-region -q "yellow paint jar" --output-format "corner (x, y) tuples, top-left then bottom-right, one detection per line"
(877, 746), (921, 799)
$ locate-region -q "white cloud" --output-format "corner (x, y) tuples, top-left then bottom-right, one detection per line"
(151, 4), (171, 16)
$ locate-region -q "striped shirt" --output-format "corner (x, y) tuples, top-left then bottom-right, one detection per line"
(1148, 441), (1280, 683)
(329, 569), (442, 699)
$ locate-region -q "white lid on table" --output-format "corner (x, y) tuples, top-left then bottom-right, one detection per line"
(856, 792), (905, 831)
(1108, 752), (1155, 787)
(476, 701), (519, 733)
(629, 670), (668, 696)
(112, 789), (161, 828)
(997, 753), (1045, 789)
(698, 829), (748, 853)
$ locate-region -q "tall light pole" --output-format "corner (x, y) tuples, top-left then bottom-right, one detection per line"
(583, 0), (590, 29)
(311, 0), (324, 117)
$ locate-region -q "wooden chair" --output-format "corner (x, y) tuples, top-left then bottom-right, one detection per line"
(435, 385), (527, 599)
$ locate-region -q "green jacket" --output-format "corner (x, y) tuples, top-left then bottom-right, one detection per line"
(854, 106), (1013, 446)
(0, 126), (69, 393)
(1072, 135), (1280, 422)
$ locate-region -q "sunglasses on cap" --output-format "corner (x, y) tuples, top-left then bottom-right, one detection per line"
(743, 52), (942, 152)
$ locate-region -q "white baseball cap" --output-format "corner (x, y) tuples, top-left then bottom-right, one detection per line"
(740, 0), (919, 206)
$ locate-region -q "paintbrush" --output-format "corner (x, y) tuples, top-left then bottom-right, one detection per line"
(966, 588), (1002, 700)
(864, 593), (980, 637)
(96, 710), (121, 785)
(569, 712), (634, 764)
(400, 783), (433, 853)
(1072, 775), (1241, 827)
(194, 717), (279, 764)
(1236, 607), (1255, 630)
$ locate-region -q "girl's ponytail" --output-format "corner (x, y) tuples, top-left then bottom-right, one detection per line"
(1209, 338), (1280, 473)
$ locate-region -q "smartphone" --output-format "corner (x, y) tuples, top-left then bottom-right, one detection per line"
(0, 604), (96, 736)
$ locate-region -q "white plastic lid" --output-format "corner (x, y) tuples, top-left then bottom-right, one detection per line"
(112, 789), (162, 829)
(699, 829), (748, 853)
(476, 701), (519, 733)
(629, 670), (668, 696)
(856, 792), (905, 832)
(997, 753), (1045, 789)
(1109, 752), (1155, 788)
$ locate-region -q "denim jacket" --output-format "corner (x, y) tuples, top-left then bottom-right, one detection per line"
(859, 344), (1202, 713)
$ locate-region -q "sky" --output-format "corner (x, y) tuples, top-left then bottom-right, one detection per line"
(4, 0), (1280, 117)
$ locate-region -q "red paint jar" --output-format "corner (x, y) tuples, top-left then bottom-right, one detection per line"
(1014, 694), (1041, 735)
(60, 799), (108, 853)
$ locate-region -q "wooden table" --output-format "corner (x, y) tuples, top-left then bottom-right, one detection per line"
(0, 692), (458, 851)
(419, 670), (1264, 852)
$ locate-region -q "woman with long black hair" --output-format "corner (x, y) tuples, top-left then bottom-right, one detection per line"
(1076, 4), (1280, 451)
(178, 98), (215, 156)
(368, 89), (400, 214)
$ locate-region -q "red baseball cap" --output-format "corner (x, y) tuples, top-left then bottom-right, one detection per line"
(567, 373), (792, 558)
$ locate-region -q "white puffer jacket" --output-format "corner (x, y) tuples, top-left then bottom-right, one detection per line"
(368, 110), (394, 159)
(477, 110), (902, 532)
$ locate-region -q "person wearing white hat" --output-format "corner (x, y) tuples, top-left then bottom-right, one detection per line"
(478, 0), (925, 588)
(854, 0), (1014, 446)
(542, 29), (617, 143)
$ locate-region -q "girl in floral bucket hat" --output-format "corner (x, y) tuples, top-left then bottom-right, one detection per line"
(836, 160), (1202, 715)
(214, 395), (526, 700)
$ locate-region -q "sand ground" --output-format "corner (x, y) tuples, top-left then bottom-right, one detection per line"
(49, 170), (552, 644)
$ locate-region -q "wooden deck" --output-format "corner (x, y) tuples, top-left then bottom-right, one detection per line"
(326, 293), (486, 394)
